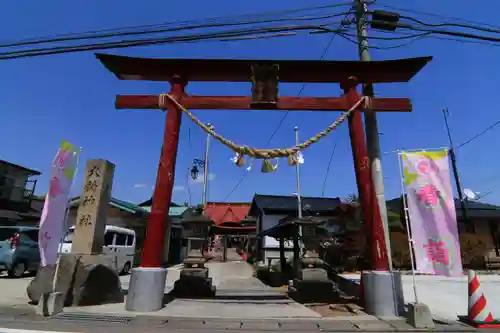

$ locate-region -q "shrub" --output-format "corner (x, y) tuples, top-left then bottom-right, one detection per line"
(459, 233), (492, 269)
(390, 231), (411, 269)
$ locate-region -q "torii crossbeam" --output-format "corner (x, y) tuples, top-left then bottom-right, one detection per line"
(96, 53), (431, 291)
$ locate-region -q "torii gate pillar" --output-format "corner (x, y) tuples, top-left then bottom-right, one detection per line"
(125, 77), (185, 312)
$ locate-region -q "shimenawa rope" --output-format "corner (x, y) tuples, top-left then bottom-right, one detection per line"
(158, 94), (367, 159)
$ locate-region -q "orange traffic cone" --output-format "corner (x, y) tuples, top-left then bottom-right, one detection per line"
(465, 270), (497, 328)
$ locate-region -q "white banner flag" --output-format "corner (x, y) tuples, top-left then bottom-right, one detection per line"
(39, 141), (79, 266)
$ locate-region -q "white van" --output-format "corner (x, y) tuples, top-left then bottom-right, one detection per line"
(59, 225), (136, 275)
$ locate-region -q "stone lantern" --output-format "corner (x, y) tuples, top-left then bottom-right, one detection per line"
(181, 214), (213, 259)
(287, 216), (338, 303)
(172, 210), (216, 298)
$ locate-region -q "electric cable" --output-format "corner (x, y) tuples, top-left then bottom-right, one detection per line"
(321, 143), (337, 196)
(222, 14), (352, 201)
(0, 11), (349, 49)
(399, 15), (500, 34)
(458, 119), (500, 149)
(376, 3), (500, 31)
(0, 24), (353, 60)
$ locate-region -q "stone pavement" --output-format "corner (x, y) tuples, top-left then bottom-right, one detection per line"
(0, 306), (478, 332)
(0, 263), (480, 331)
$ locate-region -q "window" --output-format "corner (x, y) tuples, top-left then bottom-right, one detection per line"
(126, 235), (134, 246)
(104, 231), (115, 246)
(64, 230), (74, 243)
(24, 229), (39, 242)
(0, 227), (18, 241)
(115, 233), (127, 246)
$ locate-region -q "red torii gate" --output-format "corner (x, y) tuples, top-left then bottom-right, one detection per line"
(96, 54), (431, 272)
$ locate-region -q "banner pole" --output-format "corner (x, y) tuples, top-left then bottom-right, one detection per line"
(397, 151), (419, 304)
(52, 146), (82, 292)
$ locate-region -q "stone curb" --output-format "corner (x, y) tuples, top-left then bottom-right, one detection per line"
(0, 306), (477, 332)
(342, 271), (499, 276)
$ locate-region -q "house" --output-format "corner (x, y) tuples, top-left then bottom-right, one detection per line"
(248, 194), (342, 265)
(138, 201), (192, 265)
(386, 197), (500, 257)
(0, 159), (41, 225)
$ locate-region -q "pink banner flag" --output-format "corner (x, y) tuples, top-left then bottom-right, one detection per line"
(39, 141), (79, 266)
(402, 150), (463, 277)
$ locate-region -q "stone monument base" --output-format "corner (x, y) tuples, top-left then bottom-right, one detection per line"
(288, 268), (339, 303)
(125, 267), (167, 312)
(172, 257), (215, 298)
(27, 253), (123, 312)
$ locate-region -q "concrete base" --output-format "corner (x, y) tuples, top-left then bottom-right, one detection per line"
(407, 302), (434, 329)
(125, 267), (167, 312)
(172, 271), (216, 298)
(362, 271), (405, 317)
(288, 278), (339, 303)
(27, 265), (56, 304)
(36, 292), (64, 317)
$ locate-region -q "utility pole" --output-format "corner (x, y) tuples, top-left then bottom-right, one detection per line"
(354, 0), (393, 270)
(442, 109), (473, 232)
(294, 126), (303, 219)
(202, 123), (213, 209)
(294, 127), (304, 258)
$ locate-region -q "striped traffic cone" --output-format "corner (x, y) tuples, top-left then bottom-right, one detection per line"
(468, 270), (494, 325)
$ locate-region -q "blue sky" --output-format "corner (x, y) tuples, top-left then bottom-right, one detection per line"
(1, 0), (499, 206)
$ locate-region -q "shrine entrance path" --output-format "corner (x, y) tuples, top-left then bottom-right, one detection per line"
(62, 260), (320, 319)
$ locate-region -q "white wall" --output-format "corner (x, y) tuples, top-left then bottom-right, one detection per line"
(261, 213), (293, 248)
(258, 212), (295, 266)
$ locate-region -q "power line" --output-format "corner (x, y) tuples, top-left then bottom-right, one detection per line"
(321, 143), (337, 196)
(1, 24), (353, 60)
(222, 14), (351, 201)
(376, 3), (500, 31)
(0, 11), (348, 49)
(458, 119), (500, 149)
(5, 11), (500, 60)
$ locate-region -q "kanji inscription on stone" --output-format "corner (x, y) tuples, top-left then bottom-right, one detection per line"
(72, 159), (115, 255)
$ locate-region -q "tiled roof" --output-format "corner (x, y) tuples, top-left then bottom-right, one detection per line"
(140, 205), (189, 217)
(386, 196), (500, 219)
(0, 160), (41, 176)
(249, 194), (341, 216)
(204, 202), (251, 225)
(138, 197), (180, 207)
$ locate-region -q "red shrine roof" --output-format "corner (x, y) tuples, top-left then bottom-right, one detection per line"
(204, 202), (251, 225)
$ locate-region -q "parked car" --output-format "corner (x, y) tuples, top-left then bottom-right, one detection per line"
(0, 226), (40, 278)
(59, 225), (136, 275)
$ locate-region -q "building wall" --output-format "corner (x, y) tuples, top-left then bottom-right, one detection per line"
(0, 166), (30, 201)
(256, 212), (294, 266)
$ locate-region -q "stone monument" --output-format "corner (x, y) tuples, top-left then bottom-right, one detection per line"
(287, 217), (339, 303)
(172, 210), (216, 298)
(29, 159), (123, 316)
